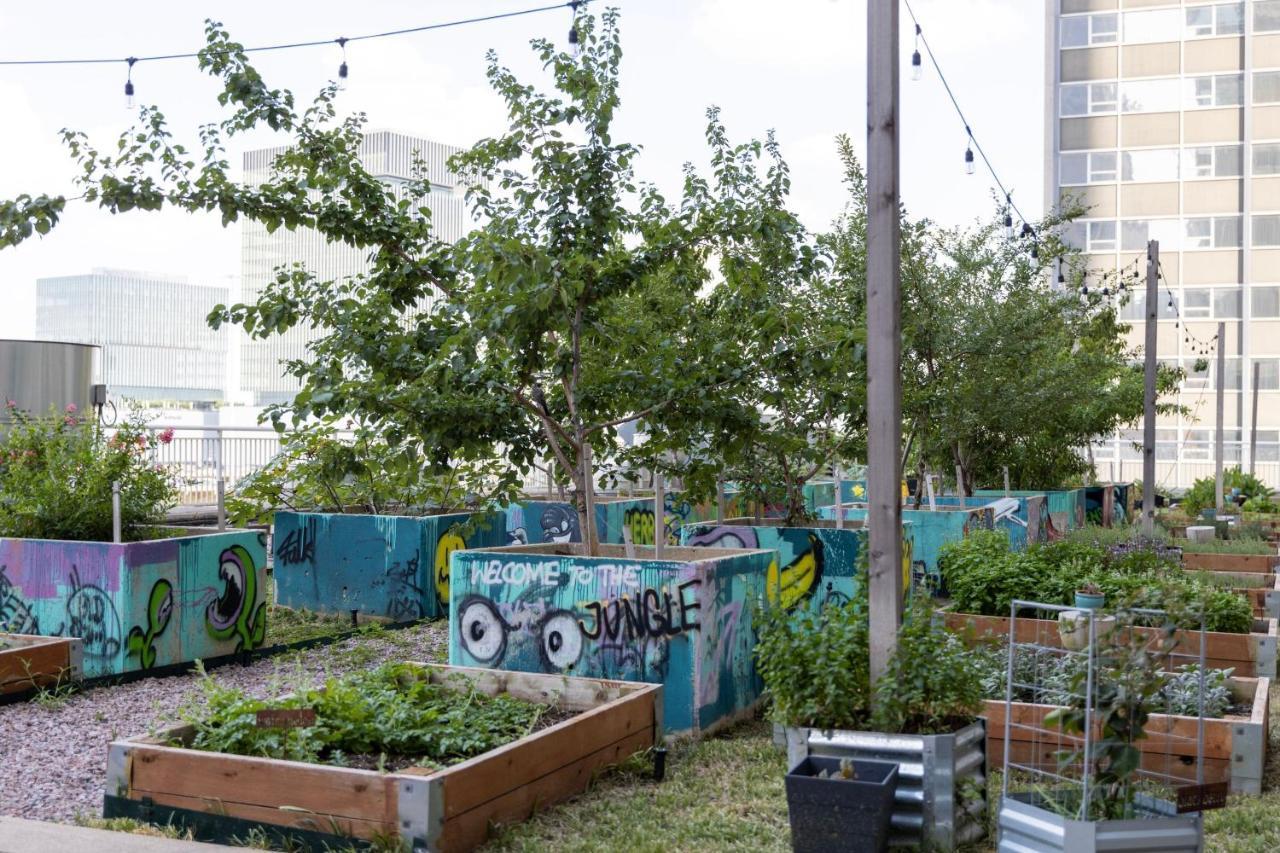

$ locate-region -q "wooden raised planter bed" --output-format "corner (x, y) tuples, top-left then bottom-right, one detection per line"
(943, 611), (1279, 678)
(104, 664), (661, 852)
(0, 634), (82, 696)
(1182, 551), (1278, 574)
(984, 675), (1269, 794)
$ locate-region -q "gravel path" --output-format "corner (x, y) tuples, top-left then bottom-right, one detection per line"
(0, 621), (448, 823)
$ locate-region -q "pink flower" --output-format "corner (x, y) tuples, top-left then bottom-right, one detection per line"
(65, 403), (77, 414)
(158, 428), (175, 445)
(63, 415), (78, 426)
(5, 399), (14, 409)
(154, 464), (165, 473)
(135, 434), (146, 448)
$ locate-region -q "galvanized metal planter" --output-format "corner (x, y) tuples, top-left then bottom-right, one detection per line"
(783, 719), (987, 850)
(997, 792), (1202, 853)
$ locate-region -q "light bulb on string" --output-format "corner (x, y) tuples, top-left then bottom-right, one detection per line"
(1003, 205), (1013, 240)
(911, 24), (922, 80)
(336, 37), (348, 85)
(124, 57), (136, 108)
(568, 0), (581, 54)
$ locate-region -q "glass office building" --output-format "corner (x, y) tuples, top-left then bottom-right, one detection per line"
(1047, 0), (1280, 487)
(239, 131), (468, 405)
(35, 269), (229, 405)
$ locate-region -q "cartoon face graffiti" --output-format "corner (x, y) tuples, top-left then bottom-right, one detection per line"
(541, 505), (579, 543)
(434, 528), (467, 609)
(206, 544), (266, 652)
(457, 596), (510, 665)
(126, 578), (174, 670)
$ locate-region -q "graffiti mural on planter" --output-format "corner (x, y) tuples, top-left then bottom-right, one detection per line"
(450, 547), (773, 735)
(0, 530), (267, 677)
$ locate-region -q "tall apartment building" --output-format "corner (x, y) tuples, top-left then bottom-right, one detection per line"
(35, 269), (228, 405)
(240, 130), (469, 405)
(1046, 0), (1280, 488)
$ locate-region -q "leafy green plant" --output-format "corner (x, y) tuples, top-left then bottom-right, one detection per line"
(1171, 536), (1274, 555)
(178, 662), (547, 767)
(1180, 467), (1273, 517)
(0, 406), (179, 542)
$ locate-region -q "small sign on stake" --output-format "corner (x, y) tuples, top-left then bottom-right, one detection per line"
(1175, 781), (1229, 813)
(255, 708), (317, 729)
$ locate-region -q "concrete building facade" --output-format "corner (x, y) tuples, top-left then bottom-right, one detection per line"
(1046, 0), (1280, 488)
(239, 130), (469, 405)
(35, 269), (228, 405)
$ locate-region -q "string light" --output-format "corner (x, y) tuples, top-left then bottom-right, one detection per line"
(911, 24), (922, 81)
(568, 0), (581, 53)
(336, 37), (348, 83)
(963, 129), (975, 175)
(124, 56), (136, 107)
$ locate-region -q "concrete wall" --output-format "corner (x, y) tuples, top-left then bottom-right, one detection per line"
(0, 529), (267, 677)
(449, 545), (774, 736)
(273, 510), (507, 620)
(974, 489), (1087, 534)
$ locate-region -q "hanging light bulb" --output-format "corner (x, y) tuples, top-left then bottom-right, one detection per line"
(1003, 211), (1013, 239)
(1031, 242), (1039, 260)
(124, 57), (136, 108)
(964, 144), (975, 175)
(335, 37), (348, 85)
(911, 24), (923, 80)
(568, 0), (581, 53)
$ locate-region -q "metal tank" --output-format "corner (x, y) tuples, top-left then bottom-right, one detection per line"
(0, 339), (101, 424)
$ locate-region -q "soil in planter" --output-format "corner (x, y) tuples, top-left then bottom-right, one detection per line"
(174, 662), (564, 771)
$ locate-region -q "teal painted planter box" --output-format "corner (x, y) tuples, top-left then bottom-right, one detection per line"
(680, 521), (865, 613)
(448, 543), (774, 737)
(906, 495), (1051, 549)
(974, 489), (1086, 535)
(0, 528), (267, 678)
(273, 510), (507, 621)
(503, 495), (721, 548)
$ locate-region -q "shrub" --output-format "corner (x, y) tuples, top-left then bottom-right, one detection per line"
(0, 406), (179, 542)
(1180, 467), (1272, 517)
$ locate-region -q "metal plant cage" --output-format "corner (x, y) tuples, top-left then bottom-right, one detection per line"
(995, 600), (1210, 852)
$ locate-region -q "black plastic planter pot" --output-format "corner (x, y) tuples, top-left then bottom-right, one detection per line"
(785, 756), (898, 853)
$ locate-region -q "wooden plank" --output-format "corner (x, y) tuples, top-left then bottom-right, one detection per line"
(134, 790), (394, 840)
(127, 744), (396, 822)
(437, 688), (655, 819)
(437, 727), (653, 853)
(420, 662), (648, 712)
(988, 737), (1231, 787)
(0, 637), (72, 694)
(1183, 553), (1277, 574)
(984, 700), (1235, 760)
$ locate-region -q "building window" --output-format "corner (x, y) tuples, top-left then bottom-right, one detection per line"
(1122, 78), (1181, 113)
(1214, 288), (1242, 318)
(1061, 151), (1118, 185)
(1258, 1), (1280, 34)
(1184, 144), (1242, 178)
(1121, 218), (1180, 251)
(1256, 143), (1280, 176)
(1188, 74), (1244, 108)
(1255, 215), (1280, 248)
(1088, 221), (1116, 251)
(1254, 286), (1280, 318)
(1183, 288), (1212, 318)
(1062, 82), (1118, 117)
(1256, 71), (1280, 106)
(1186, 3), (1244, 37)
(1123, 8), (1184, 44)
(1061, 13), (1119, 48)
(1121, 148), (1179, 182)
(1258, 363), (1280, 392)
(1185, 216), (1242, 248)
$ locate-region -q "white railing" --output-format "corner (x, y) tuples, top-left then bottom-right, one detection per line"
(1092, 437), (1280, 491)
(124, 425), (286, 506)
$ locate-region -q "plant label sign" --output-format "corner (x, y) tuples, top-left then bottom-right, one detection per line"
(1175, 780), (1229, 813)
(255, 709), (317, 729)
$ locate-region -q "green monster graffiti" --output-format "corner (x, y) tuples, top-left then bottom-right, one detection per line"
(126, 578), (174, 669)
(206, 544), (266, 652)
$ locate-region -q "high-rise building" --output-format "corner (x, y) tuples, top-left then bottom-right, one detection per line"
(1046, 0), (1280, 488)
(240, 130), (469, 405)
(35, 269), (229, 405)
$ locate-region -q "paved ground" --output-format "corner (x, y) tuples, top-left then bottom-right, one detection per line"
(0, 816), (239, 853)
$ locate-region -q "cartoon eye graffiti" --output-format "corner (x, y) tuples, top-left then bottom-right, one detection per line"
(458, 596), (508, 664)
(538, 610), (583, 671)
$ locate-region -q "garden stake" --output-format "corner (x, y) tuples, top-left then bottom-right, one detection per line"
(653, 746), (667, 782)
(111, 481), (122, 543)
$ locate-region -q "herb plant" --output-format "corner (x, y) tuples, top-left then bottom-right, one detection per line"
(1180, 467), (1272, 517)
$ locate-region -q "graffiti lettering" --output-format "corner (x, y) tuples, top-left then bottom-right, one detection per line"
(469, 559), (639, 589)
(386, 551), (424, 621)
(126, 578), (174, 669)
(0, 565), (39, 634)
(57, 567), (123, 660)
(579, 579), (700, 642)
(206, 545), (266, 651)
(276, 517), (317, 566)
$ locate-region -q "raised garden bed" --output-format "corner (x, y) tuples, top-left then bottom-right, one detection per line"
(449, 542), (773, 737)
(104, 663), (661, 851)
(0, 633), (82, 696)
(273, 509), (508, 622)
(943, 611), (1278, 678)
(983, 675), (1270, 794)
(1182, 551), (1278, 574)
(0, 528), (268, 678)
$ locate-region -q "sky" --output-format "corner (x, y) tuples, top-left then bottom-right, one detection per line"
(0, 0), (1045, 340)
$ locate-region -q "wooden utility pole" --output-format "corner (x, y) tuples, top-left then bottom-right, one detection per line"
(866, 0), (903, 681)
(654, 471), (665, 560)
(1142, 241), (1158, 537)
(1251, 361), (1261, 477)
(1215, 321), (1227, 511)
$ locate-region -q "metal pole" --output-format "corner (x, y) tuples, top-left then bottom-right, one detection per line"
(654, 471), (665, 560)
(1142, 241), (1159, 537)
(716, 475), (725, 523)
(1216, 320), (1227, 512)
(216, 478), (227, 531)
(1002, 466), (1010, 497)
(1251, 361), (1261, 477)
(835, 464), (844, 530)
(925, 472), (937, 511)
(866, 0), (903, 683)
(111, 481), (122, 544)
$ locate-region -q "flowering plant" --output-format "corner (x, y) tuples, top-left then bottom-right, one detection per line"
(0, 406), (180, 541)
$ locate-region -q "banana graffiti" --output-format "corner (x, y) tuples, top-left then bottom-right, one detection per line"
(766, 533), (824, 610)
(434, 528), (467, 608)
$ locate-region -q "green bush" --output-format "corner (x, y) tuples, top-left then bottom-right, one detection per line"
(0, 406), (179, 542)
(1180, 467), (1272, 517)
